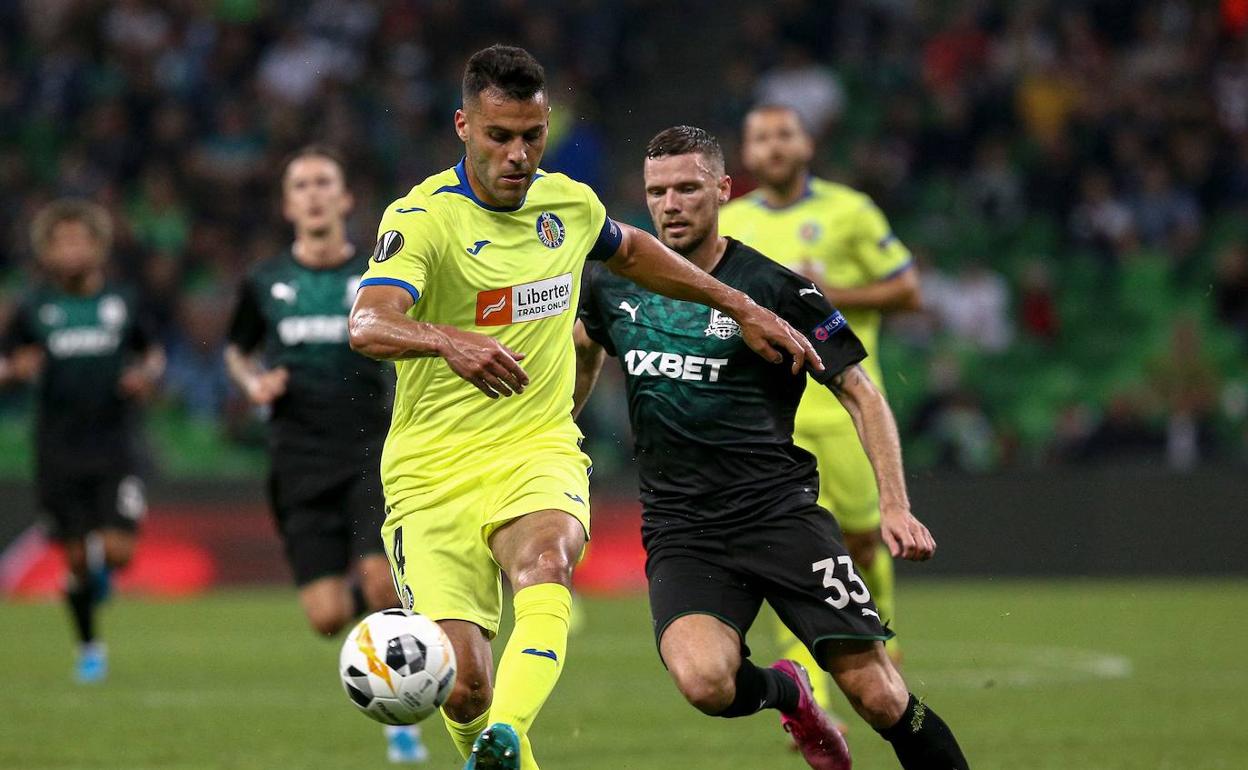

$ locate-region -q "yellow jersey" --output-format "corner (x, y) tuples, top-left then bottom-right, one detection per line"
(361, 160), (621, 504)
(720, 177), (911, 430)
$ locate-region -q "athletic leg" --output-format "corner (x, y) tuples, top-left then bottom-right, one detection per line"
(823, 640), (968, 769)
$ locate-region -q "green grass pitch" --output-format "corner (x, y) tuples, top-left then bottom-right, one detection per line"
(1, 580), (1245, 769)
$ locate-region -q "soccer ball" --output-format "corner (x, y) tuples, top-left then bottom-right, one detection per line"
(339, 609), (457, 725)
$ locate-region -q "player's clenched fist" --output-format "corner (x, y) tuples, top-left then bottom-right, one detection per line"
(880, 506), (936, 561)
(439, 327), (528, 399)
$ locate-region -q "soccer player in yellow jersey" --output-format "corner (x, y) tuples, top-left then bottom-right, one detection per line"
(720, 104), (922, 714)
(348, 46), (820, 770)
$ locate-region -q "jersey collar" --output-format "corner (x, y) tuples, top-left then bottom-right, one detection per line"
(753, 176), (813, 211)
(434, 157), (545, 213)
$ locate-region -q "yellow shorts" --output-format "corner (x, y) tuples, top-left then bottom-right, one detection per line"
(380, 438), (591, 637)
(794, 423), (880, 535)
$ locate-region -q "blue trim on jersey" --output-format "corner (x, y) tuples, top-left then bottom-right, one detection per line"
(433, 158), (538, 212)
(753, 176), (814, 211)
(587, 217), (624, 261)
(880, 258), (914, 280)
(359, 277), (420, 303)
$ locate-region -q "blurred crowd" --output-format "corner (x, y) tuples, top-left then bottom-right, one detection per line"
(0, 0), (1245, 475)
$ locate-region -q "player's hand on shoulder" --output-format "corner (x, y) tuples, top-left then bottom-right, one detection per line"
(880, 505), (936, 561)
(438, 327), (528, 399)
(734, 300), (824, 375)
(244, 366), (289, 405)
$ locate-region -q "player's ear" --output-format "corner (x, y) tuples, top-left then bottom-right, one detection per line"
(454, 108), (469, 142)
(719, 174), (732, 204)
(799, 132), (815, 163)
(341, 190), (356, 217)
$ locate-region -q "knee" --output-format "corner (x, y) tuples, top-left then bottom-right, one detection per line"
(842, 672), (908, 729)
(361, 570), (398, 611)
(511, 546), (576, 589)
(306, 606), (351, 637)
(443, 674), (492, 723)
(671, 662), (736, 716)
(845, 532), (879, 569)
(103, 540), (134, 570)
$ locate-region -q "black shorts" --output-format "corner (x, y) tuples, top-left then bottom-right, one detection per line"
(646, 500), (893, 668)
(268, 464), (387, 586)
(37, 468), (146, 542)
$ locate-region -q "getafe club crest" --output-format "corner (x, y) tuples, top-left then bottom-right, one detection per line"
(704, 309), (740, 340)
(536, 212), (565, 249)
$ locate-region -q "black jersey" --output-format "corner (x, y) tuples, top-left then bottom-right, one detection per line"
(227, 249), (394, 473)
(3, 282), (154, 474)
(579, 238), (867, 539)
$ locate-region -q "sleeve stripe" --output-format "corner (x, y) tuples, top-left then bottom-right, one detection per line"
(359, 277), (421, 303)
(881, 258), (915, 281)
(587, 216), (624, 262)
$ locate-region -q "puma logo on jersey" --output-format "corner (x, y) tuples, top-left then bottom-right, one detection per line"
(861, 607), (880, 619)
(271, 282), (298, 304)
(618, 300), (639, 322)
(625, 350), (729, 382)
(798, 285), (822, 297)
(466, 240), (491, 255)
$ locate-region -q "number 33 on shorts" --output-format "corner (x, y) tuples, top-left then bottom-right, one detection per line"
(812, 555), (871, 610)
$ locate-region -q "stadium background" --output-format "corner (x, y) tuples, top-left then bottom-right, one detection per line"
(0, 2), (1245, 768)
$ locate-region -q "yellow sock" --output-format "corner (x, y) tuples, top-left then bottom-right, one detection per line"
(443, 709), (490, 760)
(489, 582), (571, 737)
(519, 731), (539, 770)
(772, 614), (837, 713)
(862, 543), (900, 660)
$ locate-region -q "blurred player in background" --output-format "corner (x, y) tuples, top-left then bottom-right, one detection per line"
(349, 45), (818, 770)
(0, 200), (165, 683)
(224, 146), (426, 764)
(720, 104), (921, 718)
(575, 126), (968, 770)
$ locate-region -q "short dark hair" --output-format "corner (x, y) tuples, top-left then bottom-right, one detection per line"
(746, 103), (811, 133)
(281, 144), (347, 185)
(463, 45), (546, 105)
(644, 125), (725, 172)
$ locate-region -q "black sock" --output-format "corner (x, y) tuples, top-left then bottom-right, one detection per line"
(877, 694), (969, 770)
(65, 579), (96, 645)
(716, 659), (800, 718)
(349, 580), (368, 618)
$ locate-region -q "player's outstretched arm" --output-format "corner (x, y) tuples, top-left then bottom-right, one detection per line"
(605, 224), (823, 375)
(349, 284), (529, 399)
(572, 320), (605, 419)
(828, 364), (935, 561)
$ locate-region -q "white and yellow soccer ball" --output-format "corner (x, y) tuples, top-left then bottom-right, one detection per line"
(338, 609), (456, 725)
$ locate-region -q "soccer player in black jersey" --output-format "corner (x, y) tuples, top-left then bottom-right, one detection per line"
(224, 146), (425, 764)
(574, 127), (969, 770)
(0, 200), (165, 683)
